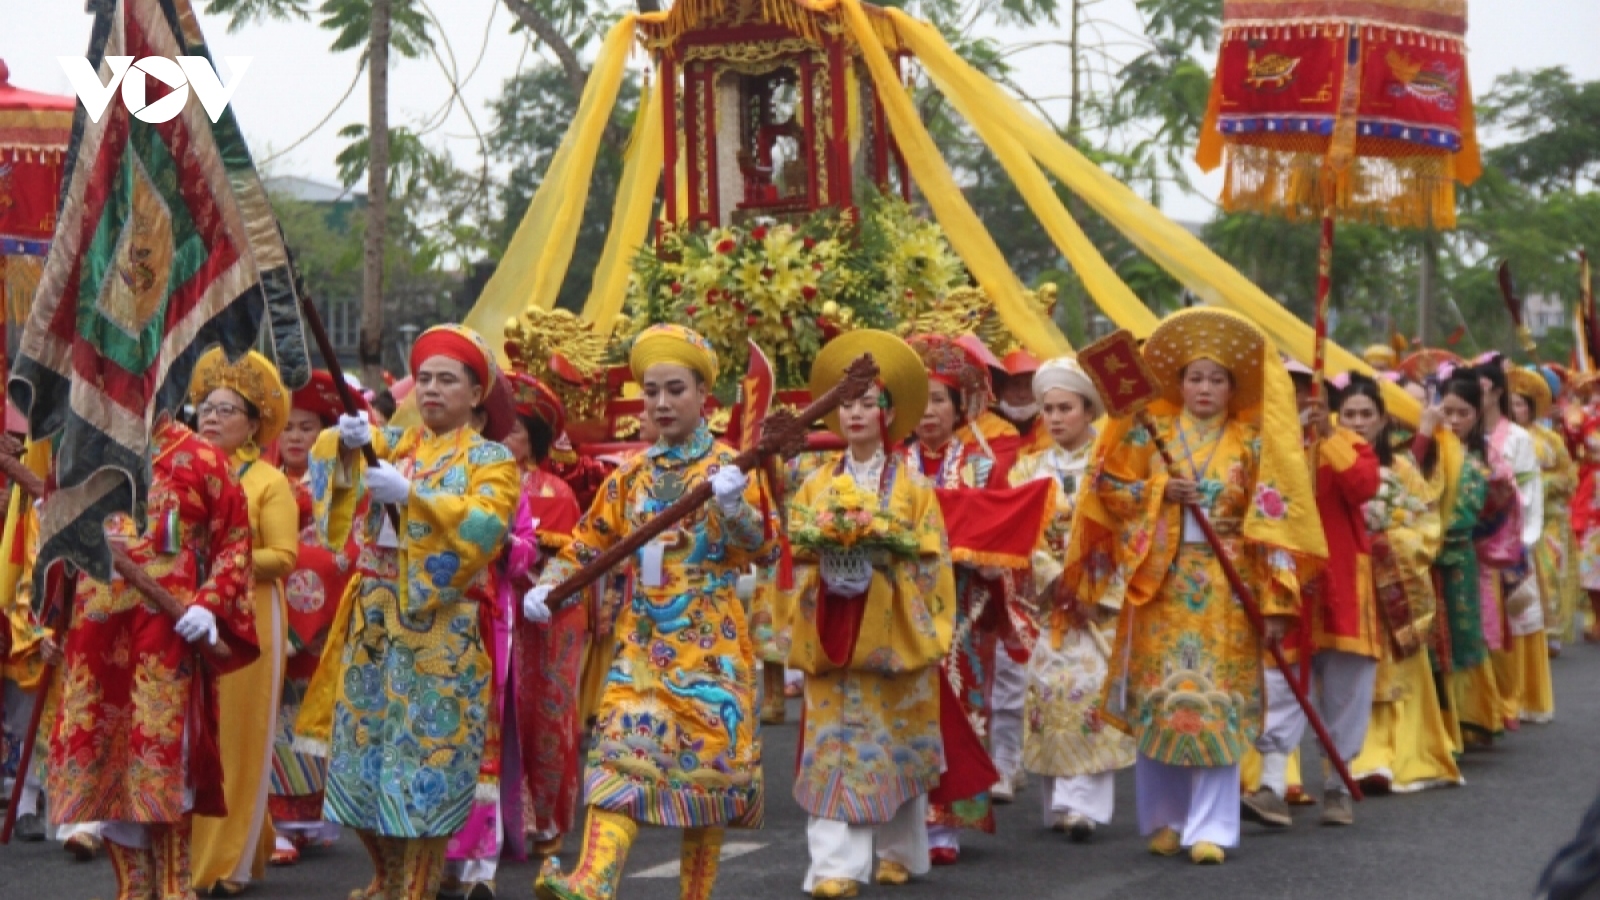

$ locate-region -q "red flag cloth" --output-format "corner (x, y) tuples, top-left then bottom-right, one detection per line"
(933, 479), (1055, 569)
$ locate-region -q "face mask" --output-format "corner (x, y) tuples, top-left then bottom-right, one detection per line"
(999, 400), (1040, 421)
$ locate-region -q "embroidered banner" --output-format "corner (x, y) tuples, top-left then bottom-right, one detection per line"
(8, 0), (309, 582)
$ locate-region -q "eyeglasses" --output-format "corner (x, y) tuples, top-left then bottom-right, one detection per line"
(197, 402), (248, 420)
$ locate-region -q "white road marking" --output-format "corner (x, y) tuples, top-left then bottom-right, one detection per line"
(628, 841), (768, 878)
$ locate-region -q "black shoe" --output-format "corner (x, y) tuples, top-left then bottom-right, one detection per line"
(14, 812), (46, 842)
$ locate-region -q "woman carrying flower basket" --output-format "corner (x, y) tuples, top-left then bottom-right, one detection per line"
(784, 330), (957, 899)
(1339, 373), (1461, 795)
(1010, 357), (1135, 843)
(1061, 309), (1325, 865)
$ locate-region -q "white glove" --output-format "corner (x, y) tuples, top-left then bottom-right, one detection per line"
(710, 465), (749, 515)
(339, 412), (372, 449)
(174, 605), (218, 646)
(366, 461), (411, 506)
(523, 585), (553, 624)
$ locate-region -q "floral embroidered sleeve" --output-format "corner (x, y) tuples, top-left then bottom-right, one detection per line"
(188, 449), (258, 671)
(540, 465), (633, 586)
(1237, 428), (1302, 620)
(401, 440), (521, 615)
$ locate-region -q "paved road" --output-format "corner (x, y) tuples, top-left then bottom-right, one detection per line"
(8, 645), (1598, 899)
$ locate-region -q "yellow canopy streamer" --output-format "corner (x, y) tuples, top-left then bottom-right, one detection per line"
(581, 77), (665, 335)
(897, 19), (1418, 424)
(839, 0), (1071, 358)
(462, 15), (638, 352)
(888, 11), (1158, 340)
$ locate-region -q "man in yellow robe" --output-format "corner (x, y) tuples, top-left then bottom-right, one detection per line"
(528, 325), (777, 900)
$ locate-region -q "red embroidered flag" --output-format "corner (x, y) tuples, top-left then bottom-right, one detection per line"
(9, 0), (310, 582)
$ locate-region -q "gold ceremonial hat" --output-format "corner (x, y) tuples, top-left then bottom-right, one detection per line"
(810, 329), (928, 445)
(1508, 366), (1552, 421)
(189, 347), (291, 447)
(1142, 308), (1268, 412)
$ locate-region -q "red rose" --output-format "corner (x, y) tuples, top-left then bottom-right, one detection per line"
(715, 238), (736, 254)
(801, 285), (818, 300)
(733, 300), (747, 312)
(803, 237), (816, 249)
(746, 314), (759, 327)
(751, 225), (768, 240)
(685, 305), (699, 316)
(670, 281), (683, 295)
(762, 267), (775, 280)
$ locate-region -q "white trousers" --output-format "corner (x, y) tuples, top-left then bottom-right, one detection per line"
(990, 652), (1026, 783)
(1256, 651), (1379, 796)
(803, 794), (930, 891)
(1038, 772), (1116, 826)
(1134, 755), (1240, 848)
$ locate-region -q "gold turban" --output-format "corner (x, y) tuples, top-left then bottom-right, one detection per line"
(630, 324), (720, 385)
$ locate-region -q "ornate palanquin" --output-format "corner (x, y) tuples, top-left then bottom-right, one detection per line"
(640, 0), (912, 228)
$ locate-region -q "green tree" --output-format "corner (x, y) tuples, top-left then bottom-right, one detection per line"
(206, 0), (433, 386)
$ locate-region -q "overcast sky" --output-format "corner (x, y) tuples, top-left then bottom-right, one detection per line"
(4, 0), (1598, 226)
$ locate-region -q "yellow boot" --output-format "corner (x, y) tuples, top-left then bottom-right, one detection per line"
(389, 837), (449, 900)
(348, 829), (393, 900)
(680, 827), (723, 900)
(106, 836), (156, 900)
(535, 808), (639, 900)
(149, 818), (197, 900)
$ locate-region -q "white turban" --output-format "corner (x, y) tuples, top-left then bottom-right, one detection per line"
(1032, 356), (1102, 416)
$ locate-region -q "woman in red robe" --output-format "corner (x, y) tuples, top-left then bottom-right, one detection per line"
(47, 415), (257, 900)
(504, 373), (586, 860)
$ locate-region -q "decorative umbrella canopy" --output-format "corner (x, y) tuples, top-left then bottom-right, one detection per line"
(0, 59), (73, 251)
(1196, 1), (1482, 229)
(0, 59), (74, 327)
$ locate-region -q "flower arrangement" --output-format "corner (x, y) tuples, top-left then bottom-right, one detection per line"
(625, 193), (968, 392)
(790, 475), (920, 558)
(1363, 469), (1430, 534)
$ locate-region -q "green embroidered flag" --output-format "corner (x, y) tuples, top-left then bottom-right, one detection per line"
(8, 0), (310, 583)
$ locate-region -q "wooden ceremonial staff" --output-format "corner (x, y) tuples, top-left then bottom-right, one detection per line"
(545, 354), (880, 611)
(294, 286), (402, 532)
(1078, 330), (1363, 800)
(1497, 260), (1541, 365)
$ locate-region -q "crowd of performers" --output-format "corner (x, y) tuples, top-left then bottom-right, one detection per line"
(1, 307), (1595, 900)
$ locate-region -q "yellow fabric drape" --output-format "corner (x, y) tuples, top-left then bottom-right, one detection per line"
(889, 12), (1158, 340)
(0, 440), (50, 691)
(462, 15), (638, 353)
(839, 0), (1070, 358)
(894, 17), (1419, 425)
(581, 77), (666, 335)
